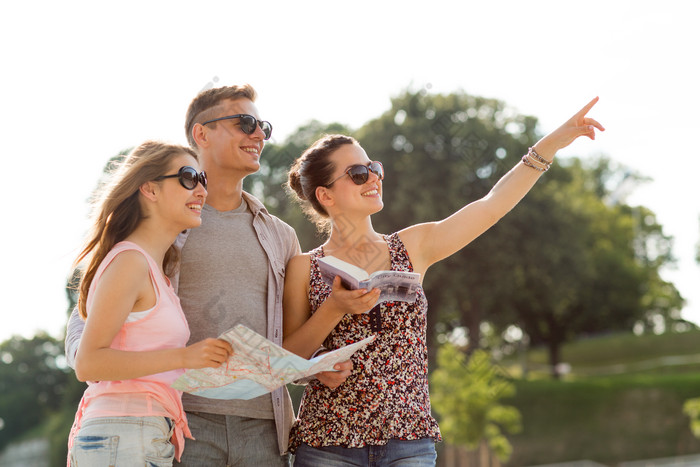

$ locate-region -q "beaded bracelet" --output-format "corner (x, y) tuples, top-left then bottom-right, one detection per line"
(528, 147), (553, 168)
(521, 155), (547, 172)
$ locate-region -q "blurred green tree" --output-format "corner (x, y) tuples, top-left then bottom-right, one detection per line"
(683, 397), (700, 439)
(431, 343), (521, 461)
(0, 334), (76, 452)
(353, 89), (685, 377)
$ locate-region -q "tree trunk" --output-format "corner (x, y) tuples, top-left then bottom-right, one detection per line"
(548, 339), (561, 379)
(426, 291), (440, 369)
(463, 297), (482, 353)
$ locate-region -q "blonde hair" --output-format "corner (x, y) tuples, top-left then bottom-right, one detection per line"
(74, 141), (198, 318)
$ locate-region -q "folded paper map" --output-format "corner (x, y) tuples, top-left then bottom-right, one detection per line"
(172, 324), (375, 400)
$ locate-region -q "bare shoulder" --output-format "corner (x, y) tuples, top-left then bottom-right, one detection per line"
(397, 222), (436, 252)
(397, 223), (438, 275)
(88, 249), (152, 321)
(98, 249), (151, 285)
(108, 249), (150, 271)
(286, 253), (312, 277)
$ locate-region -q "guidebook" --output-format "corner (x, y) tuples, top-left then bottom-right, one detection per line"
(317, 255), (421, 304)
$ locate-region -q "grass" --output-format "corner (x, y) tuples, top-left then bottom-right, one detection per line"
(504, 373), (700, 465)
(492, 330), (700, 465)
(501, 329), (700, 379)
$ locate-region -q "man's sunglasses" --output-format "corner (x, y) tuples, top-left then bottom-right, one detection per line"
(201, 114), (273, 140)
(326, 161), (384, 187)
(154, 166), (208, 190)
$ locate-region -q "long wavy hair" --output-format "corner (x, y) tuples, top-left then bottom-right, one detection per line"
(74, 141), (198, 318)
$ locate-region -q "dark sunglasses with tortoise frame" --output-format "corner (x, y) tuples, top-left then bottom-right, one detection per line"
(153, 166), (207, 190)
(326, 161), (384, 187)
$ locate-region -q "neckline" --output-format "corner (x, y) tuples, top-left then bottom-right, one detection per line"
(319, 233), (393, 271)
(204, 197), (248, 215)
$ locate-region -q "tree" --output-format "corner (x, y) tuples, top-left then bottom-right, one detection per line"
(0, 334), (75, 451)
(354, 89), (685, 376)
(431, 343), (521, 462)
(490, 157), (685, 374)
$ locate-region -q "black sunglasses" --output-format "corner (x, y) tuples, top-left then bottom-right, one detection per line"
(154, 166), (207, 190)
(201, 113), (273, 140)
(326, 161), (384, 187)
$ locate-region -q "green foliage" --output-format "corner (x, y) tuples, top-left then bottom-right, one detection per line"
(0, 334), (81, 452)
(683, 397), (700, 438)
(431, 344), (521, 461)
(496, 158), (684, 374)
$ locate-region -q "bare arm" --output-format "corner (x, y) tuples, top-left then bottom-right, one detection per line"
(403, 97), (605, 274)
(64, 306), (84, 370)
(74, 251), (232, 382)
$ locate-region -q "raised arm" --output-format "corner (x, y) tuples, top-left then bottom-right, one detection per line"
(402, 97), (605, 275)
(74, 251), (231, 382)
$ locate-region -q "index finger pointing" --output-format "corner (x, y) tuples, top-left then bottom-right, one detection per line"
(575, 96), (600, 118)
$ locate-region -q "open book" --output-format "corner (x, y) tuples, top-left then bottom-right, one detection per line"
(318, 255), (421, 304)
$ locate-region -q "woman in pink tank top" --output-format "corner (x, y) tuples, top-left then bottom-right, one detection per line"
(283, 99), (604, 466)
(68, 141), (233, 466)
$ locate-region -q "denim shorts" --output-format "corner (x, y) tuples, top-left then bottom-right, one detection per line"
(293, 438), (437, 466)
(70, 416), (175, 467)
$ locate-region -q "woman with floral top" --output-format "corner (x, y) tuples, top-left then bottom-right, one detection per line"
(283, 98), (604, 466)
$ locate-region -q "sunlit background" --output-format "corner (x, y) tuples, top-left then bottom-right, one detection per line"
(2, 0), (697, 344)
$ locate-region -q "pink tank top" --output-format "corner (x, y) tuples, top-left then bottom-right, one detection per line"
(68, 241), (192, 460)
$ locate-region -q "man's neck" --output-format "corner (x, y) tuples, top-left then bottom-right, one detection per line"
(205, 174), (246, 212)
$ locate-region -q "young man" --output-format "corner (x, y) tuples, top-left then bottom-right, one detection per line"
(173, 84), (298, 465)
(66, 84), (352, 465)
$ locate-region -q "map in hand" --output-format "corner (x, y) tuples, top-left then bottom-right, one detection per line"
(172, 324), (375, 400)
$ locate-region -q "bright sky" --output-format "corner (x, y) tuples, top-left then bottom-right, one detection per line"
(1, 1), (698, 343)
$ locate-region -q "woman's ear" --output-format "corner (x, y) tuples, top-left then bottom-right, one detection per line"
(315, 185), (335, 209)
(139, 181), (159, 202)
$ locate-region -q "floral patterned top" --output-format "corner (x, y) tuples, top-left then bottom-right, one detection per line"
(289, 233), (441, 451)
